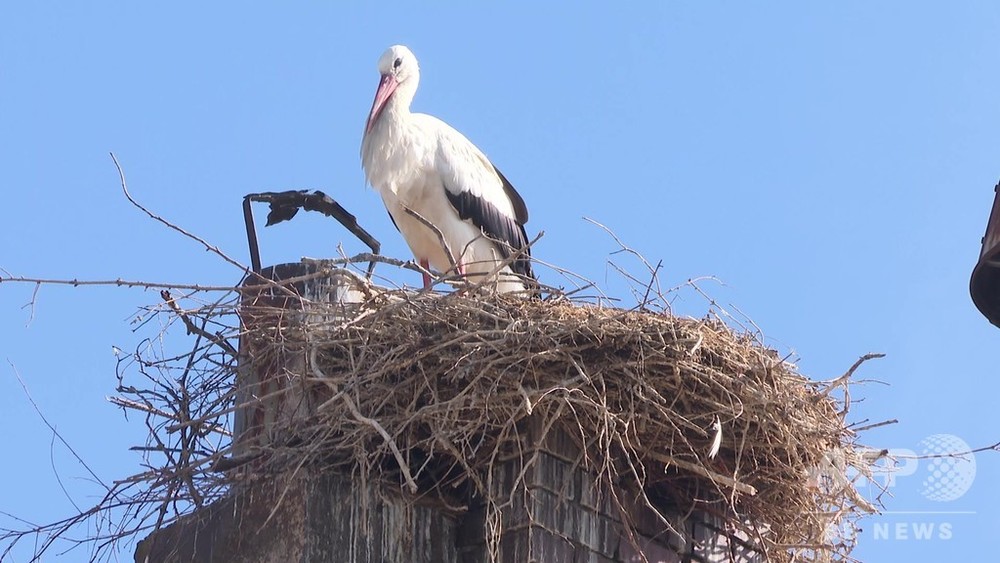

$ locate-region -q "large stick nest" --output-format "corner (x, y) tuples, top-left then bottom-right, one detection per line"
(0, 261), (876, 562)
(232, 271), (873, 562)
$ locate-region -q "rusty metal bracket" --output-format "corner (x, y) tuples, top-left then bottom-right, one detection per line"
(243, 190), (381, 277)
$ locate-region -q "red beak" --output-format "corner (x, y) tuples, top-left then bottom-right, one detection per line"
(365, 74), (398, 133)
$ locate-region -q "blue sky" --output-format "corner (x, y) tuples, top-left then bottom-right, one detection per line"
(2, 2), (998, 560)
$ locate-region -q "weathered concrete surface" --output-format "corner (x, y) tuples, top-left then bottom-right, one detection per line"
(134, 424), (763, 563)
(134, 471), (460, 563)
(456, 420), (763, 563)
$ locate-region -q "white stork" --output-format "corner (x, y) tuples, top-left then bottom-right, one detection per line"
(360, 45), (535, 294)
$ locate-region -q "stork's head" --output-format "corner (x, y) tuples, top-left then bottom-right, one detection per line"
(365, 45), (420, 133)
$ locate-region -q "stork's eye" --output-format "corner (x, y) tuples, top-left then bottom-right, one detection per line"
(393, 58), (402, 69)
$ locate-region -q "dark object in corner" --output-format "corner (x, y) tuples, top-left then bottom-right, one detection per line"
(971, 181), (1000, 327)
(243, 190), (381, 275)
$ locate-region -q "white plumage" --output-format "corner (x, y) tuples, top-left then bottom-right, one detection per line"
(708, 416), (723, 459)
(361, 45), (535, 293)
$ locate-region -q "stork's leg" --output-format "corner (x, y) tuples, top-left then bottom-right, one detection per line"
(456, 261), (466, 277)
(420, 259), (432, 289)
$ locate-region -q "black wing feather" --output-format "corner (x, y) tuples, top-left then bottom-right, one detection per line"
(444, 188), (535, 281)
(386, 209), (400, 232)
(492, 165), (529, 224)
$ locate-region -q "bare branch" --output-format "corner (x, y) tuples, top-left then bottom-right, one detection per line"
(311, 348), (418, 494)
(649, 451), (757, 496)
(894, 440), (1000, 460)
(161, 290), (238, 357)
(110, 152), (248, 272)
(20, 282), (40, 327)
(849, 419), (898, 433)
(818, 353), (886, 399)
(0, 275), (235, 292)
(401, 205), (458, 274)
(7, 362), (110, 494)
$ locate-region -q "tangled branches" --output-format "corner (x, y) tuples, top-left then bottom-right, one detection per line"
(1, 258), (881, 562)
(238, 284), (877, 561)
